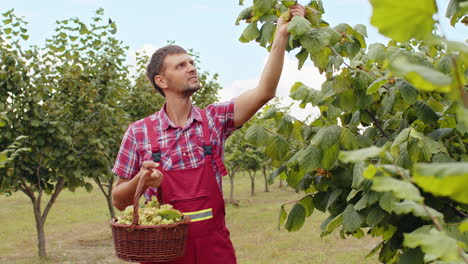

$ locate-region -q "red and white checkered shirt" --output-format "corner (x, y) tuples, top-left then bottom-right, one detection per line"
(112, 100), (237, 190)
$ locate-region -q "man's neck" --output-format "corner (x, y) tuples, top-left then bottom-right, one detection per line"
(164, 96), (192, 127)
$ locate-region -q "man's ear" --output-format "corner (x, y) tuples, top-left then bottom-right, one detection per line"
(154, 75), (167, 89)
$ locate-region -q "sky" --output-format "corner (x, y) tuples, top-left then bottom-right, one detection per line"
(1, 0), (466, 120)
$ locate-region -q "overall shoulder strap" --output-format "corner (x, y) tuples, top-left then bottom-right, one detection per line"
(200, 109), (228, 176)
(143, 116), (161, 162)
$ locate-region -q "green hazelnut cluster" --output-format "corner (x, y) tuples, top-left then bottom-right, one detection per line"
(116, 200), (183, 226)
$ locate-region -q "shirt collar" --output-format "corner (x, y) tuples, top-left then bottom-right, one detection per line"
(158, 103), (203, 130)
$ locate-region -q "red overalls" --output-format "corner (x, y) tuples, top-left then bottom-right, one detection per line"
(142, 109), (237, 264)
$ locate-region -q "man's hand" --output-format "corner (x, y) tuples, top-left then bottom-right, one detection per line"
(140, 161), (163, 188)
(276, 4), (306, 37)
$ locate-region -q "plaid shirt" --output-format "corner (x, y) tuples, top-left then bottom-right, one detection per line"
(112, 100), (237, 190)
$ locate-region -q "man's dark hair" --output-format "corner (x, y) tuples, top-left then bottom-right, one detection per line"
(146, 45), (187, 97)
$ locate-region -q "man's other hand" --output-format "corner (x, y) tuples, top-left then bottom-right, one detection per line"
(276, 4), (306, 37)
(140, 161), (163, 188)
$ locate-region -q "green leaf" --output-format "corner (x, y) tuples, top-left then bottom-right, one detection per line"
(287, 16), (311, 36)
(326, 188), (342, 210)
(262, 106), (277, 119)
(446, 0), (467, 27)
(371, 177), (423, 202)
(381, 88), (396, 115)
(240, 22), (260, 42)
(369, 0), (436, 42)
(282, 0), (297, 8)
(391, 57), (452, 93)
(413, 162), (468, 204)
(278, 205), (287, 230)
(339, 127), (359, 150)
(313, 192), (330, 212)
(259, 21), (275, 47)
(265, 134), (290, 161)
(300, 28), (330, 55)
(299, 195), (315, 217)
(366, 242), (384, 259)
(354, 24), (367, 37)
(79, 23), (89, 35)
(367, 206), (385, 227)
(391, 128), (411, 158)
(301, 145), (323, 172)
(379, 240), (398, 263)
(352, 161), (368, 189)
(285, 203), (306, 232)
(404, 228), (461, 262)
(277, 115), (294, 136)
(311, 125), (341, 149)
(325, 213), (343, 233)
(363, 164), (378, 180)
(295, 48), (308, 70)
(338, 146), (382, 163)
(253, 0), (276, 17)
(367, 43), (386, 63)
(322, 143), (339, 170)
(397, 79), (418, 105)
(290, 82), (308, 100)
(427, 128), (453, 141)
(366, 77), (388, 95)
(354, 193), (369, 210)
(414, 101), (439, 124)
(342, 204), (363, 232)
(20, 34), (29, 40)
(236, 7), (253, 25)
(460, 220), (468, 233)
(84, 182), (93, 192)
(245, 124), (269, 145)
(391, 200), (443, 220)
(398, 248), (424, 264)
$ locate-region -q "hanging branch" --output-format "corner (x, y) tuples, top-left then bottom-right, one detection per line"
(365, 110), (388, 138)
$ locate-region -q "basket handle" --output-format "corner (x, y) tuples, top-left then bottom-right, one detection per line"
(131, 173), (148, 227)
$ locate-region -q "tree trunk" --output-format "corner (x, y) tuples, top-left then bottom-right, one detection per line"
(95, 176), (116, 219)
(248, 170), (256, 196)
(33, 199), (47, 258)
(23, 177), (64, 259)
(262, 168), (269, 192)
(229, 171), (235, 202)
(279, 179), (283, 188)
(106, 180), (115, 219)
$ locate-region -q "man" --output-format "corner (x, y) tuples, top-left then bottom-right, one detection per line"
(112, 4), (305, 264)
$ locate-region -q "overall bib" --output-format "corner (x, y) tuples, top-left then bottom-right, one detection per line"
(142, 109), (237, 264)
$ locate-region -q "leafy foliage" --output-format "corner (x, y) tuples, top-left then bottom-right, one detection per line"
(0, 9), (223, 259)
(237, 0), (468, 263)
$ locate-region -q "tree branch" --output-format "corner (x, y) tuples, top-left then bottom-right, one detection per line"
(19, 177), (36, 202)
(41, 177), (64, 223)
(94, 176), (109, 199)
(365, 109), (388, 138)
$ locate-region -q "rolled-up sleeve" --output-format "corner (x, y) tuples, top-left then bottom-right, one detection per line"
(206, 99), (239, 138)
(112, 125), (140, 179)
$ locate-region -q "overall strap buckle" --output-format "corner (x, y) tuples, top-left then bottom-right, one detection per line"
(152, 152), (161, 162)
(203, 145), (213, 155)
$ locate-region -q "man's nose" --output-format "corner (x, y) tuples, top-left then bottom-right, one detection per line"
(187, 63), (196, 73)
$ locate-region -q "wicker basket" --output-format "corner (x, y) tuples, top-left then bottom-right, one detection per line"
(110, 175), (190, 263)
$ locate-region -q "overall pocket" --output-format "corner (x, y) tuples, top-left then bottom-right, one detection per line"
(171, 195), (216, 237)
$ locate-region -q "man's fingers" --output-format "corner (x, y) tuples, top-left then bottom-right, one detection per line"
(142, 160), (159, 169)
(290, 5), (305, 16)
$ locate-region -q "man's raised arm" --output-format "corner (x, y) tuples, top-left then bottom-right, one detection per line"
(233, 5), (305, 128)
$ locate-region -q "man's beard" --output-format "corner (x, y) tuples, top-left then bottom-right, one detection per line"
(183, 83), (201, 97)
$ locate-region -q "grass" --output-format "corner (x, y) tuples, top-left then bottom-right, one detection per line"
(0, 173), (379, 263)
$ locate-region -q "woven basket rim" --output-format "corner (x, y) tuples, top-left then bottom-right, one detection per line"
(110, 214), (191, 230)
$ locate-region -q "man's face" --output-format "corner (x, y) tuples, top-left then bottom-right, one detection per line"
(158, 53), (201, 97)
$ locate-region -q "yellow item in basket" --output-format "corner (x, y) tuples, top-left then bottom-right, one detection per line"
(116, 202), (184, 225)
